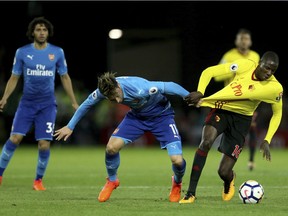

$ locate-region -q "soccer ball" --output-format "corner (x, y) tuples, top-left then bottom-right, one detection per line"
(238, 180), (264, 204)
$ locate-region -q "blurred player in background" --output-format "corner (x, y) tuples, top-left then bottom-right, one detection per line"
(0, 17), (79, 190)
(54, 72), (188, 202)
(215, 28), (260, 170)
(180, 51), (283, 204)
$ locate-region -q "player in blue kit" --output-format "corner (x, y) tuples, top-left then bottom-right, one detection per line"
(0, 17), (79, 190)
(54, 72), (189, 202)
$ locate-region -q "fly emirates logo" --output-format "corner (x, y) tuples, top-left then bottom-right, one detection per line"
(27, 64), (53, 76)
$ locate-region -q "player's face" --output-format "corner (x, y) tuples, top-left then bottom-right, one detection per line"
(33, 24), (49, 44)
(235, 33), (252, 51)
(255, 60), (278, 81)
(107, 87), (123, 103)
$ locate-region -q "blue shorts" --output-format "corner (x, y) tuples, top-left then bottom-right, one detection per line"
(111, 112), (183, 156)
(11, 101), (57, 141)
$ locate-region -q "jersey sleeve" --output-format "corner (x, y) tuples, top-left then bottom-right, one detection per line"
(263, 88), (283, 143)
(56, 48), (68, 75)
(264, 100), (283, 143)
(11, 49), (23, 75)
(197, 64), (231, 94)
(152, 81), (190, 98)
(67, 89), (105, 130)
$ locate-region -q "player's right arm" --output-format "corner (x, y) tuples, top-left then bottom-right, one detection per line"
(185, 63), (231, 106)
(54, 89), (105, 141)
(0, 74), (20, 112)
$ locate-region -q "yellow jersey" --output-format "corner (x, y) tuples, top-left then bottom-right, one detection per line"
(215, 48), (260, 85)
(197, 59), (283, 143)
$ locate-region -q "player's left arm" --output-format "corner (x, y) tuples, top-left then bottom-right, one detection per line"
(263, 100), (283, 144)
(260, 99), (283, 161)
(60, 73), (79, 110)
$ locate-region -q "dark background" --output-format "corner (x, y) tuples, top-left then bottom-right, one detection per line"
(0, 1), (287, 91)
(0, 1), (287, 146)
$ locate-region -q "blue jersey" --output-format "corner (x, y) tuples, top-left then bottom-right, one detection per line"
(67, 76), (189, 130)
(12, 43), (68, 104)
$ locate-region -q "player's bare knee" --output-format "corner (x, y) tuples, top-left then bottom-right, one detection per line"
(199, 139), (212, 152)
(106, 144), (120, 155)
(38, 140), (50, 150)
(9, 134), (23, 145)
(170, 155), (183, 166)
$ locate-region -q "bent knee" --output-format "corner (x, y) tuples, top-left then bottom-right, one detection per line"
(106, 144), (121, 155)
(199, 139), (213, 152)
(170, 155), (183, 166)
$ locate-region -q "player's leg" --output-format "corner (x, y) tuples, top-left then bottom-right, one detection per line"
(97, 137), (124, 202)
(33, 140), (51, 191)
(98, 113), (144, 202)
(33, 104), (56, 191)
(247, 128), (257, 170)
(218, 113), (251, 201)
(0, 134), (23, 185)
(0, 103), (33, 185)
(167, 146), (186, 202)
(218, 154), (236, 201)
(151, 114), (186, 202)
(179, 125), (218, 203)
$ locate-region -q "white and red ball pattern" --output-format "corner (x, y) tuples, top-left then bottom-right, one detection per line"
(238, 180), (264, 204)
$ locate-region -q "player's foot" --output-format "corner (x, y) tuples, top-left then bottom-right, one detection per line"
(248, 161), (255, 171)
(179, 193), (196, 204)
(0, 176), (2, 186)
(98, 177), (120, 202)
(169, 175), (182, 202)
(222, 171), (236, 201)
(33, 179), (46, 191)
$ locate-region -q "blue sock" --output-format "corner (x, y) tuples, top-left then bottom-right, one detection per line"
(172, 158), (186, 184)
(0, 139), (18, 176)
(105, 152), (120, 181)
(35, 149), (50, 180)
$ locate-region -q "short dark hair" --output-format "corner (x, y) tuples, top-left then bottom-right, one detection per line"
(98, 72), (118, 96)
(261, 51), (279, 65)
(237, 28), (251, 36)
(26, 17), (54, 41)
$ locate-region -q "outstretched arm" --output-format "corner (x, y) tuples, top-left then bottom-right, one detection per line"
(53, 89), (104, 141)
(161, 82), (190, 98)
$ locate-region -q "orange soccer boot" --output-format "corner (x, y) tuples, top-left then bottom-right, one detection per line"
(98, 177), (120, 202)
(169, 175), (182, 202)
(33, 179), (46, 191)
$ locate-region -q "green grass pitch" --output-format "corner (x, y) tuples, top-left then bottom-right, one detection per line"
(0, 145), (287, 216)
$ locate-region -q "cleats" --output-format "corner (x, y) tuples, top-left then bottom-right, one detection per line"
(33, 179), (46, 191)
(222, 172), (236, 201)
(169, 175), (182, 202)
(98, 177), (120, 202)
(0, 176), (2, 185)
(179, 193), (196, 204)
(248, 161), (255, 171)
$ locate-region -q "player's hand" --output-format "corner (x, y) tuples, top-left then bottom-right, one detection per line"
(72, 103), (79, 111)
(259, 140), (271, 161)
(53, 126), (73, 141)
(184, 91), (203, 107)
(0, 99), (7, 112)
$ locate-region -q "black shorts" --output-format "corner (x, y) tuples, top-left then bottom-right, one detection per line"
(205, 108), (252, 160)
